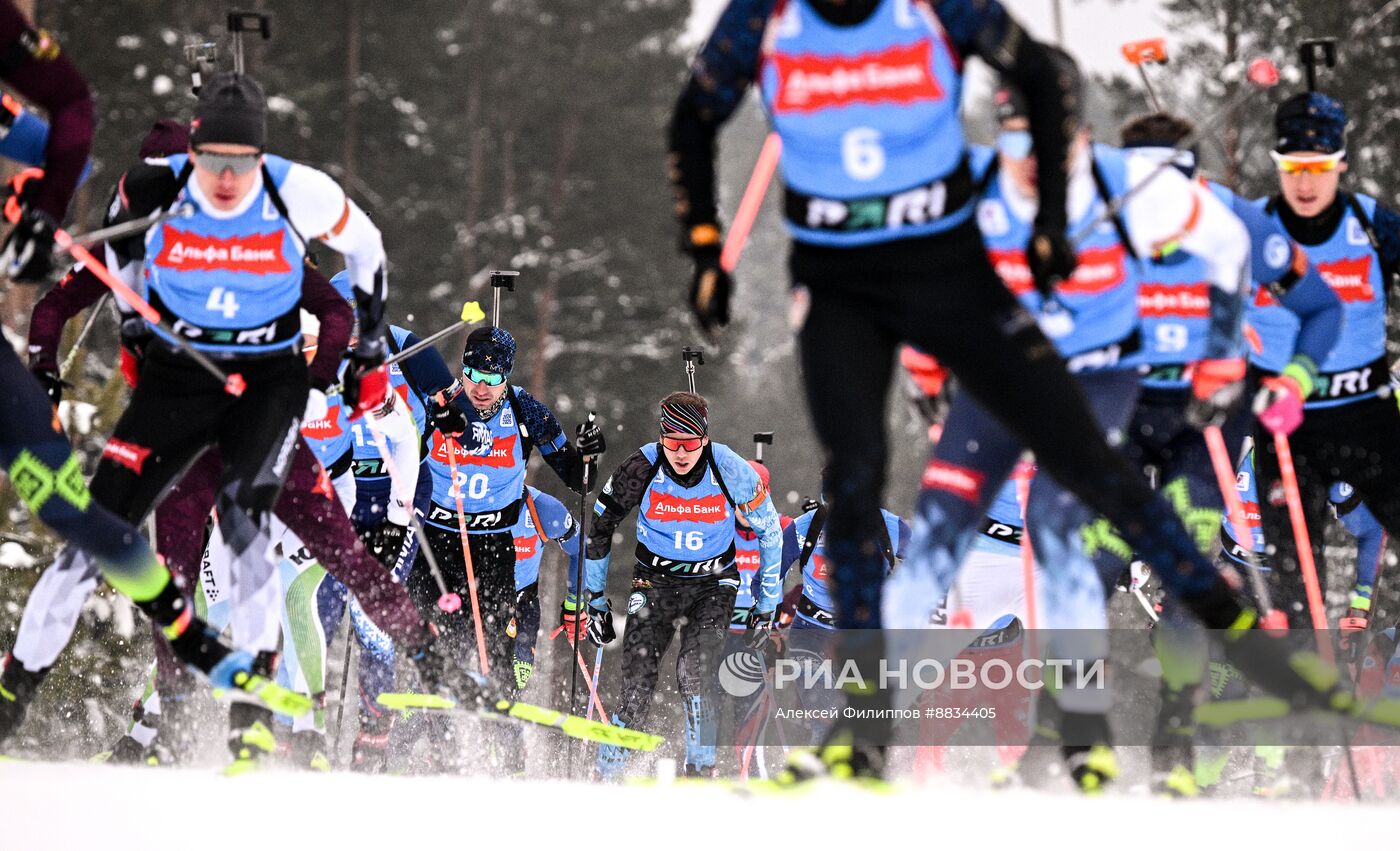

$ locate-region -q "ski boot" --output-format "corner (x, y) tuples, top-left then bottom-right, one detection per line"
(352, 714), (393, 774)
(146, 585), (312, 717)
(0, 653), (48, 747)
(775, 723), (886, 788)
(1061, 712), (1117, 795)
(595, 715), (632, 782)
(1065, 745), (1119, 794)
(226, 703), (279, 776)
(291, 729), (331, 772)
(681, 763), (717, 780)
(991, 688), (1063, 790)
(406, 629), (490, 709)
(1150, 686), (1199, 798)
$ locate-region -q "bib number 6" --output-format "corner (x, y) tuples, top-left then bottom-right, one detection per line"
(841, 127), (885, 182)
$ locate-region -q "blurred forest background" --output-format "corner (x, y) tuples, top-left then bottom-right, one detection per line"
(0, 0), (1396, 763)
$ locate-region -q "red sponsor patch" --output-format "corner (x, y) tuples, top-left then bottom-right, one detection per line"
(644, 492), (729, 524)
(1317, 255), (1375, 303)
(153, 225), (292, 274)
(988, 248), (1034, 295)
(770, 41), (944, 114)
(736, 548), (761, 573)
(102, 438), (152, 474)
(1059, 245), (1127, 294)
(921, 460), (984, 503)
(810, 554), (831, 581)
(987, 245), (1126, 296)
(1242, 500), (1262, 528)
(431, 433), (517, 469)
(514, 535), (539, 561)
(300, 406), (344, 441)
(1138, 282), (1209, 318)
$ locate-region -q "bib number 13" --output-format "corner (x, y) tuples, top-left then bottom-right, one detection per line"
(841, 128), (885, 181)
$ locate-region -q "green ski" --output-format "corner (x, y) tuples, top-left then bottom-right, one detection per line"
(377, 692), (663, 752)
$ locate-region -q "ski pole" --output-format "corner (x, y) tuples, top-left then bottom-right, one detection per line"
(1014, 461), (1037, 633)
(489, 269), (519, 328)
(443, 441), (491, 675)
(1203, 425), (1288, 630)
(1272, 430), (1331, 660)
(366, 426), (462, 614)
(721, 133), (782, 273)
(57, 204), (195, 249)
(58, 292), (109, 378)
(383, 301), (486, 367)
(51, 227), (247, 396)
(753, 432), (773, 463)
(1121, 37), (1168, 111)
(330, 625), (355, 766)
(568, 412), (598, 779)
(588, 644), (604, 721)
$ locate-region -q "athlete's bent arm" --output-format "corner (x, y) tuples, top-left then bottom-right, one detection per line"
(583, 449), (652, 599)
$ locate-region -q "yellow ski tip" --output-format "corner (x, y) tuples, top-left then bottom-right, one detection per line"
(461, 301), (486, 323)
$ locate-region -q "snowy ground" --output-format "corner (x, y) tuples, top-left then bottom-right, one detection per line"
(0, 757), (1389, 851)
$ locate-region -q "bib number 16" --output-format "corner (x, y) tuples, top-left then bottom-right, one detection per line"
(674, 530), (705, 551)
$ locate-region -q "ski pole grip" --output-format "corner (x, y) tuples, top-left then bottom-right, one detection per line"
(461, 300), (486, 323)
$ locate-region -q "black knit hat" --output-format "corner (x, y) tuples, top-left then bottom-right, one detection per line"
(190, 72), (267, 149)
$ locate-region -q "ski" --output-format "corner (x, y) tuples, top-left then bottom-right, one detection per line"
(1196, 694), (1400, 729)
(211, 671), (315, 718)
(376, 692), (664, 752)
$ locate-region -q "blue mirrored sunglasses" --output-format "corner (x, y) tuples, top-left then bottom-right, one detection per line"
(464, 366), (506, 387)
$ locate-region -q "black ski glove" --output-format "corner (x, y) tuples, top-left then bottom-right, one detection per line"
(575, 417), (605, 458)
(1, 206), (56, 283)
(687, 242), (731, 335)
(746, 609), (777, 649)
(1025, 224), (1076, 299)
(429, 379), (469, 437)
(362, 521), (408, 566)
(29, 363), (68, 406)
(586, 596), (617, 647)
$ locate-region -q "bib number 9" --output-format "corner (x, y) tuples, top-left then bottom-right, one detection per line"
(1154, 324), (1189, 354)
(842, 128), (885, 182)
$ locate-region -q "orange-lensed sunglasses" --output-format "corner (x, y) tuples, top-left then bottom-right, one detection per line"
(1270, 150), (1345, 175)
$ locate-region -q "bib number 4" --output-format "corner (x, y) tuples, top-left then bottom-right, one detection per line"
(205, 287), (241, 319)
